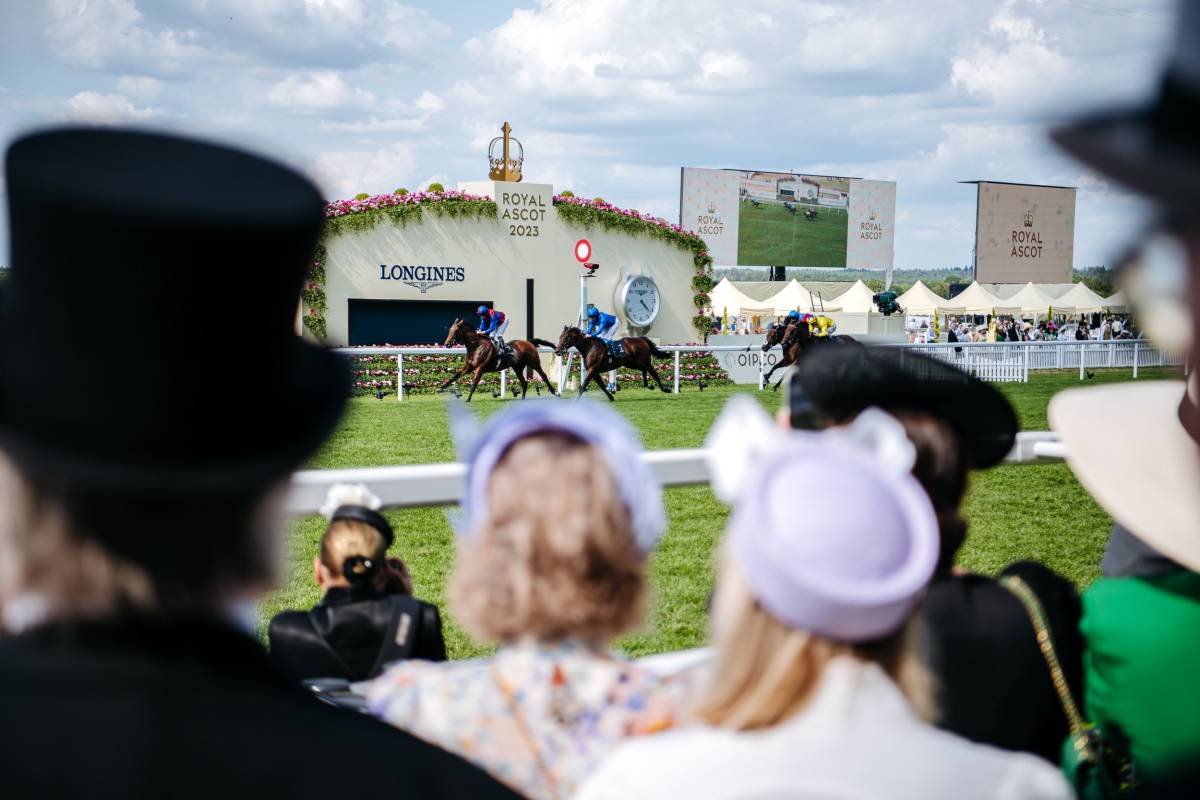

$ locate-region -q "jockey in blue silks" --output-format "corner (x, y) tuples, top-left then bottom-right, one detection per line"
(476, 305), (509, 349)
(585, 306), (621, 392)
(586, 306), (620, 341)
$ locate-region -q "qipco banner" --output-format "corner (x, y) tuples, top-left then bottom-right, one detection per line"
(679, 167), (896, 269)
(973, 181), (1076, 284)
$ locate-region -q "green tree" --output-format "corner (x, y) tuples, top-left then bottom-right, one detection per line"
(427, 182), (445, 192)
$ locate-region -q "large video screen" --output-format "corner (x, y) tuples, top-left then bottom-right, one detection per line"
(679, 167), (896, 268)
(973, 181), (1075, 283)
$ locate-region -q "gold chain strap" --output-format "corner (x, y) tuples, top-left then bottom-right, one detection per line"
(1000, 575), (1093, 751)
(491, 663), (561, 800)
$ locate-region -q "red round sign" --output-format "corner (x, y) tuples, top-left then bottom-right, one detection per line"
(574, 239), (592, 263)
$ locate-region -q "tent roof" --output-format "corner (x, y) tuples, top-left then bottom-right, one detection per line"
(895, 280), (944, 314)
(828, 280), (878, 313)
(1101, 288), (1128, 310)
(771, 280), (838, 313)
(995, 282), (1056, 314)
(710, 278), (775, 315)
(981, 282), (1077, 299)
(1053, 282), (1109, 313)
(727, 280), (792, 302)
(800, 281), (856, 307)
(941, 281), (1004, 313)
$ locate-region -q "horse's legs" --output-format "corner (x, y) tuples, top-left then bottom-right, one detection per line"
(642, 370), (650, 389)
(438, 364), (468, 391)
(591, 368), (615, 401)
(513, 367), (529, 399)
(529, 361), (559, 397)
(762, 360), (783, 386)
(645, 363), (670, 393)
(465, 366), (486, 403)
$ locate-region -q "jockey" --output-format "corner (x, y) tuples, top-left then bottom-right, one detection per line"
(813, 315), (837, 337)
(476, 305), (509, 350)
(585, 306), (620, 341)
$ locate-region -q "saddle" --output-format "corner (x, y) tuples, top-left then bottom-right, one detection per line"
(605, 339), (625, 360)
(494, 340), (514, 368)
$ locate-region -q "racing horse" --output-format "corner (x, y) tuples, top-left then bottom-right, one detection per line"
(555, 326), (673, 401)
(760, 318), (859, 390)
(439, 318), (559, 402)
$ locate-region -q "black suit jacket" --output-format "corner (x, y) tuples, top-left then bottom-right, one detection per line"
(0, 616), (524, 799)
(269, 586), (446, 682)
(920, 561), (1083, 763)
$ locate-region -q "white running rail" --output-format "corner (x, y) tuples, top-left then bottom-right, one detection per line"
(285, 432), (1066, 516)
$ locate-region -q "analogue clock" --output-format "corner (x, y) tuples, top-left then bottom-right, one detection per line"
(620, 274), (661, 329)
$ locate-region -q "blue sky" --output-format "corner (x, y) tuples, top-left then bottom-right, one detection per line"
(0, 0), (1178, 269)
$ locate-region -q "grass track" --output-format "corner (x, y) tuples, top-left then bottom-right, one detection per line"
(258, 366), (1182, 658)
(737, 202), (847, 267)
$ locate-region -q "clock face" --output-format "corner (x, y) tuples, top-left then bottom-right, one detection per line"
(622, 275), (661, 328)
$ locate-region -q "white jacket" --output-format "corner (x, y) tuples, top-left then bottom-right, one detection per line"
(574, 657), (1071, 800)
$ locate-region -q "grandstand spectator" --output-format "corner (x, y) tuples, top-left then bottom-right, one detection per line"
(1075, 322), (1089, 341)
(779, 348), (1085, 765)
(576, 421), (1071, 800)
(0, 128), (521, 800)
(1050, 2), (1200, 793)
(366, 401), (683, 800)
(268, 483), (446, 683)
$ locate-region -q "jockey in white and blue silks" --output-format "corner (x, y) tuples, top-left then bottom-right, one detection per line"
(585, 306), (621, 392)
(586, 306), (620, 341)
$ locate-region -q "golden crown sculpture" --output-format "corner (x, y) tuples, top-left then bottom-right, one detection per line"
(488, 121), (524, 182)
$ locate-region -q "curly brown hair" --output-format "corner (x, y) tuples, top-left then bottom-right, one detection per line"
(449, 432), (646, 644)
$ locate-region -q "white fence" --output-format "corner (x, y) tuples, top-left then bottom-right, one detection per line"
(336, 338), (1183, 396)
(285, 431), (1066, 516)
(880, 339), (1185, 383)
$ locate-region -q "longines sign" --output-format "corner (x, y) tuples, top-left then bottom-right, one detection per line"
(379, 263), (466, 294)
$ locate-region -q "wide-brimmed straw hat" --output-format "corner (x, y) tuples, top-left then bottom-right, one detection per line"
(1050, 379), (1200, 571)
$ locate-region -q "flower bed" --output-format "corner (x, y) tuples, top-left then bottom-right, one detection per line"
(343, 347), (730, 396)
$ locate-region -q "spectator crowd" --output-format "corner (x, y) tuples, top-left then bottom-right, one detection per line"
(2, 5), (1200, 798)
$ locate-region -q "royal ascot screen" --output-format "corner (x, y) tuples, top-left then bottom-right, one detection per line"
(679, 167), (896, 269)
(973, 182), (1076, 284)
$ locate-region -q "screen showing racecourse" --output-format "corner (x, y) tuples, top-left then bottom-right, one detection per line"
(679, 167), (896, 269)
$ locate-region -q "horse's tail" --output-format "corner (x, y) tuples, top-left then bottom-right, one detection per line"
(645, 340), (672, 359)
(530, 338), (557, 349)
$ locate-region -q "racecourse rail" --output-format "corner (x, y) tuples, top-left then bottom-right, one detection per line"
(335, 338), (1185, 398)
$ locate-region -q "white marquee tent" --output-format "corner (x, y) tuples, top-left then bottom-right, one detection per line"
(772, 280), (840, 313)
(828, 280), (878, 313)
(895, 281), (944, 315)
(710, 278), (778, 315)
(939, 281), (1005, 314)
(1052, 282), (1109, 314)
(994, 282), (1057, 316)
(1101, 288), (1128, 310)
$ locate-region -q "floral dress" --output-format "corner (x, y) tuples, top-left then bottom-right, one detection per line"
(365, 638), (689, 800)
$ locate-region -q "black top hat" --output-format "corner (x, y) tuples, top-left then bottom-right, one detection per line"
(1051, 2), (1200, 209)
(790, 346), (1018, 469)
(0, 128), (347, 492)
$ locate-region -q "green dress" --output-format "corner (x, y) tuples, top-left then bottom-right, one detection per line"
(1072, 569), (1200, 789)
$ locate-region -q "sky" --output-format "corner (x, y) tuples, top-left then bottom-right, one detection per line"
(0, 0), (1180, 270)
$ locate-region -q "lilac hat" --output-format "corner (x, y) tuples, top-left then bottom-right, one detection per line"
(453, 399), (665, 552)
(727, 433), (939, 643)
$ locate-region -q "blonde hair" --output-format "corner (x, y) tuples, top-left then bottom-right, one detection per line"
(0, 454), (154, 630)
(450, 432), (645, 644)
(319, 518), (412, 595)
(696, 558), (934, 731)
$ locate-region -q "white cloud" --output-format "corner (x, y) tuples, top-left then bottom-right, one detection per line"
(44, 0), (210, 76)
(116, 75), (165, 101)
(267, 71), (374, 113)
(65, 91), (159, 124)
(308, 144), (417, 200)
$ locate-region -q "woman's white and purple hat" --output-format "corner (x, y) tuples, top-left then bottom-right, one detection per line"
(707, 396), (939, 643)
(450, 399), (666, 552)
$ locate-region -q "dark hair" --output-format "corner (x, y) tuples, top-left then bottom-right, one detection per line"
(885, 409), (969, 577)
(22, 471), (273, 614)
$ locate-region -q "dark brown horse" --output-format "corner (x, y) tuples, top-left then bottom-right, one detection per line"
(439, 318), (559, 402)
(761, 319), (859, 389)
(555, 326), (673, 401)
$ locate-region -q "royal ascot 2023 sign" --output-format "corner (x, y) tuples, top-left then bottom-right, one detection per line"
(379, 264), (466, 294)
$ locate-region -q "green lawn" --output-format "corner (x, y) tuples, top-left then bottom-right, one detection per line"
(258, 366), (1183, 659)
(737, 201), (848, 267)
